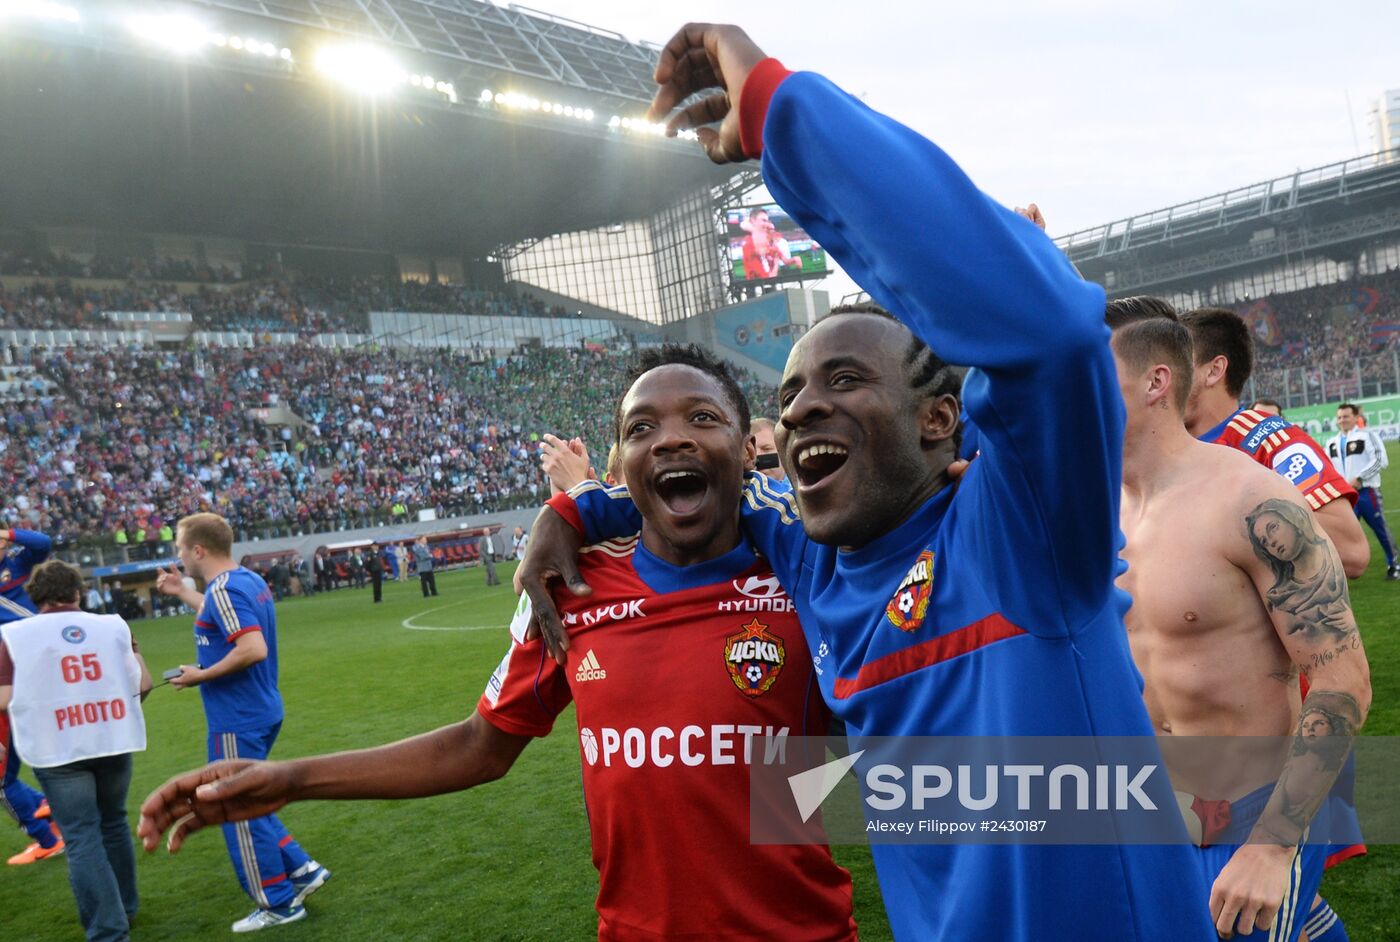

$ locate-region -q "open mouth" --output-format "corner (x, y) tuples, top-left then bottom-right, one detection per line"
(654, 468), (710, 516)
(792, 442), (849, 490)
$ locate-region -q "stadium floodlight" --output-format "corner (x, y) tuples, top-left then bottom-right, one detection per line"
(127, 13), (212, 54)
(479, 88), (492, 102)
(314, 42), (403, 95)
(0, 0), (81, 24)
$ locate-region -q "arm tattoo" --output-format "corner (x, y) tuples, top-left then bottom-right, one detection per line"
(1254, 689), (1361, 846)
(1244, 498), (1353, 642)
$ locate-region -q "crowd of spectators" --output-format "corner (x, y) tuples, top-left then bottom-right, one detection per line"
(0, 278), (361, 334)
(329, 277), (569, 318)
(0, 342), (780, 546)
(1233, 267), (1400, 401)
(0, 248), (269, 283)
(0, 272), (596, 336)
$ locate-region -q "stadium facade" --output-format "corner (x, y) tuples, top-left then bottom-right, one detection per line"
(1056, 148), (1400, 415)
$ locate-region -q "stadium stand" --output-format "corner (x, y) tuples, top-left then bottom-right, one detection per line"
(0, 339), (778, 549)
(0, 273), (591, 334)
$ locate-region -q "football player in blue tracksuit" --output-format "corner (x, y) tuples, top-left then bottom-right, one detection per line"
(532, 25), (1216, 940)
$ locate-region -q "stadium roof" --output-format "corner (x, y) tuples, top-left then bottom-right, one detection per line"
(188, 0), (662, 103)
(1055, 150), (1400, 296)
(0, 3), (728, 259)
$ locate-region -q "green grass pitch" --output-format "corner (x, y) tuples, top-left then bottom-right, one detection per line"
(6, 449), (1400, 939)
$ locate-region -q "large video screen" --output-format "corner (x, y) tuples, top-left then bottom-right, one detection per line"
(725, 204), (828, 283)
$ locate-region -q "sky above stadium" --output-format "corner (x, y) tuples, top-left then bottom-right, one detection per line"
(540, 0), (1400, 299)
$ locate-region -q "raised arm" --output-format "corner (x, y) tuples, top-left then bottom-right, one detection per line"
(652, 24), (1118, 628)
(4, 528), (51, 568)
(1210, 482), (1371, 936)
(154, 566), (204, 610)
(138, 713), (530, 852)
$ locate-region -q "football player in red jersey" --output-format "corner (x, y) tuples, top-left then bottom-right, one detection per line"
(135, 345), (856, 942)
(1181, 308), (1369, 578)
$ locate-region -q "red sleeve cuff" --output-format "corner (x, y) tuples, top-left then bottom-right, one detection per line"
(739, 58), (793, 160)
(544, 493), (586, 536)
(476, 699), (554, 738)
(225, 626), (263, 642)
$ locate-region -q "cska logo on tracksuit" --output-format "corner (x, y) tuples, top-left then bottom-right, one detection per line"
(724, 618), (786, 697)
(885, 550), (935, 633)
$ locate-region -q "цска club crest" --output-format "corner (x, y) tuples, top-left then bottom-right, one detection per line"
(885, 550), (935, 632)
(724, 618), (786, 697)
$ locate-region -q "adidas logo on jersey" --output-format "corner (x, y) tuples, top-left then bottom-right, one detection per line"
(575, 649), (607, 682)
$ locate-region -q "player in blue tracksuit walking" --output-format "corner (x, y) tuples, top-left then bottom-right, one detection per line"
(157, 514), (329, 932)
(0, 527), (64, 864)
(521, 24), (1216, 940)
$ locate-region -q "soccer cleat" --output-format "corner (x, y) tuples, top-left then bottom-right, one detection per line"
(290, 862), (331, 907)
(34, 800), (51, 820)
(7, 835), (65, 866)
(231, 905), (306, 933)
(1387, 565), (1400, 581)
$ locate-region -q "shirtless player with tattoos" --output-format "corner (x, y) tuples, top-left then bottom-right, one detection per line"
(1106, 304), (1372, 941)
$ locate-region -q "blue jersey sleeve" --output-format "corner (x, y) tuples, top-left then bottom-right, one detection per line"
(561, 481), (642, 546)
(559, 475), (811, 592)
(6, 529), (52, 570)
(205, 580), (263, 641)
(760, 72), (1121, 631)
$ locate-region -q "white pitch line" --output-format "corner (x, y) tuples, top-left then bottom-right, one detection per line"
(401, 599), (507, 632)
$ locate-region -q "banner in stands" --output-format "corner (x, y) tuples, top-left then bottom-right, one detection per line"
(1283, 394), (1400, 441)
(710, 293), (801, 375)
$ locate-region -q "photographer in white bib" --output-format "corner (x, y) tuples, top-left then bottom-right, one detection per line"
(0, 560), (151, 942)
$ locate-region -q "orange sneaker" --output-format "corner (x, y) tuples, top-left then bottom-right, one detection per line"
(34, 800), (51, 820)
(7, 835), (65, 865)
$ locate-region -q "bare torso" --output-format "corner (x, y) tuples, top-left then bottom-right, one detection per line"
(1119, 441), (1300, 797)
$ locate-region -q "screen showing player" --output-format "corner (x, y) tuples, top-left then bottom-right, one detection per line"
(725, 204), (828, 283)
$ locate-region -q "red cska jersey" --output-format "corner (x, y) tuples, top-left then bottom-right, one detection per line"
(477, 535), (856, 942)
(1202, 409), (1357, 510)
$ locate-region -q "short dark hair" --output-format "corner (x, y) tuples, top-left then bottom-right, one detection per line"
(1110, 318), (1194, 413)
(1181, 308), (1253, 396)
(614, 343), (751, 443)
(821, 303), (964, 448)
(1338, 402), (1360, 415)
(27, 560), (84, 608)
(748, 207), (769, 220)
(1251, 398), (1283, 415)
(1104, 296), (1178, 330)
